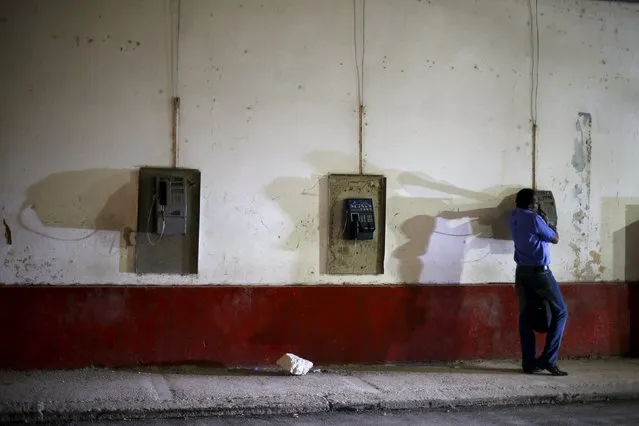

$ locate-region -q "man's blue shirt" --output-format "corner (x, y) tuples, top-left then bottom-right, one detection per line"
(508, 208), (557, 266)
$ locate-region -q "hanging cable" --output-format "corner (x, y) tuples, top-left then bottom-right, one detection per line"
(353, 0), (366, 174)
(170, 0), (182, 168)
(528, 0), (540, 189)
(353, 0), (365, 106)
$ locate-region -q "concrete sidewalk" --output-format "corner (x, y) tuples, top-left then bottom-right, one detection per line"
(1, 359), (639, 423)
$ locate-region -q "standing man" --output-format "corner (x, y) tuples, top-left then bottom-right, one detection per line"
(508, 188), (568, 376)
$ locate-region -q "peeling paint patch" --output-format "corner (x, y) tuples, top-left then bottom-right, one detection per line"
(570, 243), (604, 281)
(4, 246), (66, 283)
(572, 184), (582, 198)
(572, 210), (586, 227)
(571, 112), (597, 281)
(572, 112), (592, 173)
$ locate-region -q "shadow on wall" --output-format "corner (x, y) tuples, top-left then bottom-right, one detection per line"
(397, 172), (516, 240)
(265, 151), (361, 281)
(265, 150), (517, 284)
(19, 169), (138, 273)
(613, 205), (639, 356)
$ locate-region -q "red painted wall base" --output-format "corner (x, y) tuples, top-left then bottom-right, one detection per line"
(0, 283), (635, 370)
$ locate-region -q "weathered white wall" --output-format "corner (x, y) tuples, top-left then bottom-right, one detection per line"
(1, 0), (638, 285)
(534, 0), (639, 282)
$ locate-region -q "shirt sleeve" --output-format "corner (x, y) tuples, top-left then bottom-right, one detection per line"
(534, 214), (557, 242)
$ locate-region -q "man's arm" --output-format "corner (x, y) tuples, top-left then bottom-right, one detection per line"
(535, 214), (559, 244)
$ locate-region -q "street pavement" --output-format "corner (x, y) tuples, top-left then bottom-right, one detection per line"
(1, 359), (639, 423)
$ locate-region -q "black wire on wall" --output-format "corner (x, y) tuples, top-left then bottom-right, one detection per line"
(529, 0), (540, 189)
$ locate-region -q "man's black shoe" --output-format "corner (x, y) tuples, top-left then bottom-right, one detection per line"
(545, 365), (568, 376)
(523, 366), (542, 374)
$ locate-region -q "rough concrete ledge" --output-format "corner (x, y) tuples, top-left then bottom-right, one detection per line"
(1, 359), (639, 423)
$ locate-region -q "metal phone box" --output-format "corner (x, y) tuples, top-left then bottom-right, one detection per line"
(536, 190), (557, 228)
(344, 198), (375, 240)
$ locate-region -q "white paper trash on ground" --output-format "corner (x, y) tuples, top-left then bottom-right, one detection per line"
(276, 353), (313, 376)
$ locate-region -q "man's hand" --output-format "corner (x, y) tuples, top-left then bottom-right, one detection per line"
(538, 207), (559, 244)
(549, 224), (559, 244)
(538, 207), (549, 224)
(547, 221), (559, 244)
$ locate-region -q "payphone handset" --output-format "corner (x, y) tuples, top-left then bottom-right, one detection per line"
(344, 198), (375, 240)
(154, 176), (188, 236)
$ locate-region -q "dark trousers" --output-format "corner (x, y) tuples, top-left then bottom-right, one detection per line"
(515, 266), (568, 371)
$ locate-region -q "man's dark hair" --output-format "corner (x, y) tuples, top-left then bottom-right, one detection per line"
(516, 188), (535, 209)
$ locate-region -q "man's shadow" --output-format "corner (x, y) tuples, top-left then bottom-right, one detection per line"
(261, 163), (522, 363)
(386, 174), (521, 361)
(17, 169), (138, 273)
(391, 172), (518, 284)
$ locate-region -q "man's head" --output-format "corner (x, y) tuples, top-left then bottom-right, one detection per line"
(515, 188), (539, 212)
